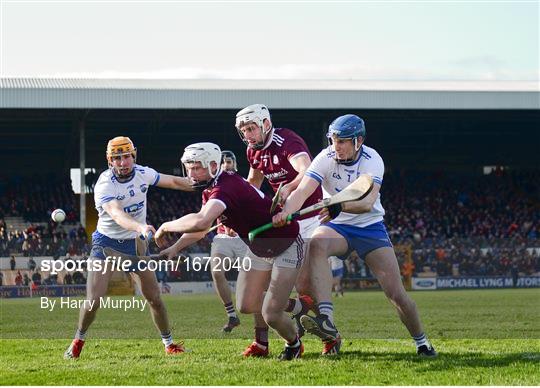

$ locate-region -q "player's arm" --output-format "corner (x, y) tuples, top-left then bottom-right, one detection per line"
(155, 173), (195, 192)
(272, 175), (320, 227)
(320, 154), (384, 222)
(279, 153), (311, 203)
(319, 183), (381, 223)
(342, 183), (380, 213)
(159, 230), (207, 260)
(102, 200), (155, 236)
(341, 155), (384, 215)
(154, 200), (225, 247)
(247, 167), (265, 189)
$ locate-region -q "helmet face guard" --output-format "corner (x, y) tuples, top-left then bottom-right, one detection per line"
(327, 134), (362, 164)
(180, 142), (222, 191)
(235, 104), (273, 150)
(326, 114), (366, 164)
(106, 136), (137, 179)
(181, 166), (214, 192)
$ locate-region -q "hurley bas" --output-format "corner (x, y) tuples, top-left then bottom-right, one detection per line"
(40, 296), (147, 312)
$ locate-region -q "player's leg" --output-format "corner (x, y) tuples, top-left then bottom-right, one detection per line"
(364, 247), (436, 357)
(210, 238), (240, 332)
(64, 257), (114, 359)
(332, 266), (344, 297)
(77, 267), (114, 331)
(336, 274), (344, 296)
(332, 275), (339, 297)
(210, 254), (234, 305)
(299, 225), (348, 355)
(301, 225), (347, 324)
(132, 269), (185, 354)
(262, 265), (303, 360)
(210, 254), (240, 331)
(258, 235), (306, 360)
(294, 216), (320, 297)
(236, 260), (271, 357)
(286, 217), (322, 338)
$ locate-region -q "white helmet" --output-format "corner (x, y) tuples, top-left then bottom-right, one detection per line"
(235, 104), (273, 150)
(181, 142), (222, 190)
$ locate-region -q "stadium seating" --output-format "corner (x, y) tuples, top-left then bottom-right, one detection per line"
(1, 169), (538, 283)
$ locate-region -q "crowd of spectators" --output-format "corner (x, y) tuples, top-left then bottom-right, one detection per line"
(0, 218), (89, 258)
(381, 169), (539, 277)
(1, 169), (538, 285)
(0, 174), (80, 223)
(383, 169), (538, 243)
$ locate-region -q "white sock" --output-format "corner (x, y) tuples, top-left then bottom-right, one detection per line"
(224, 302), (237, 318)
(161, 331), (174, 347)
(290, 298), (303, 316)
(286, 336), (301, 348)
(413, 333), (429, 348)
(75, 329), (86, 341)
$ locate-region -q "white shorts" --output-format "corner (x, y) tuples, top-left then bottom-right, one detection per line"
(298, 216), (320, 239)
(211, 234), (248, 259)
(245, 235), (306, 271)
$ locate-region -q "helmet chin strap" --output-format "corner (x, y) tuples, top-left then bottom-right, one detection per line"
(188, 164), (221, 191)
(334, 139), (362, 165)
(261, 127), (275, 150)
(111, 166), (135, 182)
(250, 123), (273, 150)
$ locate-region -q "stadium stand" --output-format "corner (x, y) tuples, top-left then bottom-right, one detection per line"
(1, 169), (538, 286)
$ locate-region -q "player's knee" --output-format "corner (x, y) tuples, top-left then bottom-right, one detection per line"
(387, 289), (412, 309)
(308, 237), (331, 256)
(145, 293), (163, 309)
(261, 306), (280, 327)
(211, 269), (226, 282)
(400, 294), (417, 311)
(82, 297), (100, 314)
(237, 302), (254, 314)
(236, 297), (255, 314)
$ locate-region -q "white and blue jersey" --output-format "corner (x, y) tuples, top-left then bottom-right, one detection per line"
(93, 164), (160, 240)
(306, 145), (392, 259)
(306, 145), (385, 228)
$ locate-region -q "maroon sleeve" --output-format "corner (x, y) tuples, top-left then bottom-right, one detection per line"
(206, 183), (233, 209)
(201, 190), (209, 206)
(283, 134), (310, 160)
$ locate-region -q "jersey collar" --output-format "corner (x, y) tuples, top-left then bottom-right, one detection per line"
(111, 165), (137, 183)
(262, 127), (276, 150)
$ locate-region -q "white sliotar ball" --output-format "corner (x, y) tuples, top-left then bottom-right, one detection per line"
(51, 209), (66, 223)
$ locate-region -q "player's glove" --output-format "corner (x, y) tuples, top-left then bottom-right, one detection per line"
(327, 203), (343, 220)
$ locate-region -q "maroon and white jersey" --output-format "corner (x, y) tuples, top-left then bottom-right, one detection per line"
(247, 128), (322, 219)
(202, 171), (299, 257)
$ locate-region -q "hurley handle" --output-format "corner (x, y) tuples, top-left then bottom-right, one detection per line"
(141, 231), (154, 241)
(248, 213), (297, 243)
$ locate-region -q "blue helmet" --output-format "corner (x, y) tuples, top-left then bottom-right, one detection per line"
(327, 114), (366, 140)
(326, 114), (366, 164)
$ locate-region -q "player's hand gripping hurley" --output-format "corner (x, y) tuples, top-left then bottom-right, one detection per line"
(248, 174), (374, 242)
(270, 182), (284, 213)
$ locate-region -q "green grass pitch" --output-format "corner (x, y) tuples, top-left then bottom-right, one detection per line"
(1, 289), (539, 385)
